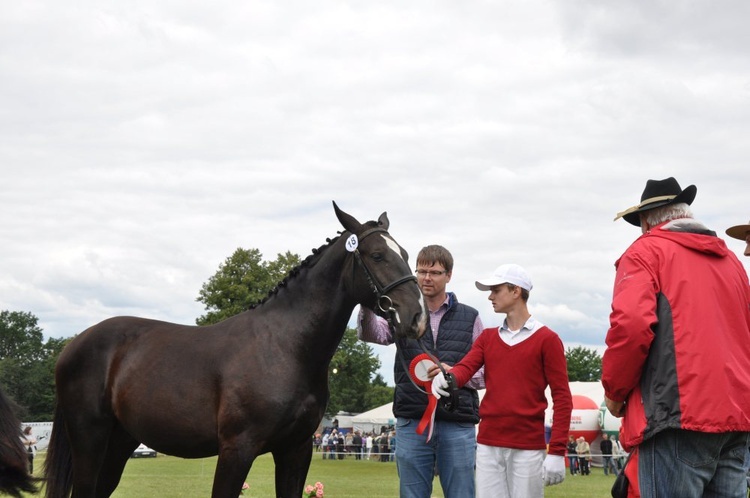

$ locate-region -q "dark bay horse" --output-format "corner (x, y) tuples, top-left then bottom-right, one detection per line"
(44, 203), (426, 498)
(0, 386), (39, 497)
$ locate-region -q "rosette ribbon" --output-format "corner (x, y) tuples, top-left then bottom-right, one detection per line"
(408, 353), (439, 442)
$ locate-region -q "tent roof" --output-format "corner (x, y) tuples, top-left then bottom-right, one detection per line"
(351, 402), (394, 424)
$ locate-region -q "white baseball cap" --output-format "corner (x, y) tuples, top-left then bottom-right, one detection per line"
(475, 264), (533, 292)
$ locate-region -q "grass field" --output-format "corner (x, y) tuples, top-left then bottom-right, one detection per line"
(28, 451), (616, 497)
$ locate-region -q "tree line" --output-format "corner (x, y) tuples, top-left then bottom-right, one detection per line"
(0, 248), (602, 421)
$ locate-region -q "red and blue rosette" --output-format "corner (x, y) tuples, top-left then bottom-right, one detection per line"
(408, 353), (439, 442)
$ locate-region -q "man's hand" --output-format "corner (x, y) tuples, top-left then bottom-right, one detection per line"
(605, 396), (625, 417)
(542, 455), (565, 486)
(426, 362), (451, 379)
(431, 372), (450, 398)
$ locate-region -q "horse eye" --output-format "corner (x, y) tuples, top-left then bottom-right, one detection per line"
(371, 252), (384, 262)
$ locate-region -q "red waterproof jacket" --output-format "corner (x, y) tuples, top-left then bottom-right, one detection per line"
(602, 219), (750, 451)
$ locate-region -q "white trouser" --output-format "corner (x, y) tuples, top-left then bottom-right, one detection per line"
(476, 444), (545, 498)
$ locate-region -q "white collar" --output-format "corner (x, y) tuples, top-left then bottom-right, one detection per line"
(500, 315), (538, 333)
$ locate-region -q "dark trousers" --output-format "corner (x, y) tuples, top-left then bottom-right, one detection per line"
(578, 457), (590, 475)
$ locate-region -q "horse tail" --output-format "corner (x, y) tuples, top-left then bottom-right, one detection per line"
(0, 386), (40, 497)
(43, 404), (73, 498)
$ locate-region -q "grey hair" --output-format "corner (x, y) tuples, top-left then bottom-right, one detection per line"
(642, 202), (693, 226)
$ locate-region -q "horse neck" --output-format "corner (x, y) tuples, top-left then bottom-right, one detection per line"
(250, 238), (359, 361)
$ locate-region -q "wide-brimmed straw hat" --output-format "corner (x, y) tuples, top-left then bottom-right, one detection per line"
(726, 220), (750, 240)
(614, 177), (697, 227)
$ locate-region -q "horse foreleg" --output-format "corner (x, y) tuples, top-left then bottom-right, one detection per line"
(272, 438), (313, 498)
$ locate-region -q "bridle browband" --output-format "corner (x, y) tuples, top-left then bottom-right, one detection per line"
(350, 226), (458, 411)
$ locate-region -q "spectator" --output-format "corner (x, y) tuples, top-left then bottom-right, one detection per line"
(328, 430), (337, 460)
(366, 433), (373, 460)
(599, 433), (617, 476)
(345, 432), (354, 457)
(352, 431), (363, 460)
(576, 437), (591, 476)
(321, 433), (329, 460)
(313, 433), (321, 452)
(604, 177), (750, 497)
(611, 435), (625, 473)
(566, 435), (578, 476)
(379, 433), (390, 462)
(336, 432), (345, 460)
(20, 426), (37, 474)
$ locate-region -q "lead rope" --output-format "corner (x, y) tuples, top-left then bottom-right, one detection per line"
(393, 328), (458, 412)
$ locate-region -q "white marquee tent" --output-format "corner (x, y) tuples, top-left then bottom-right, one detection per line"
(351, 402), (395, 434)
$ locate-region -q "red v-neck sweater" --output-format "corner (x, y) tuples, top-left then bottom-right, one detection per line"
(450, 326), (573, 456)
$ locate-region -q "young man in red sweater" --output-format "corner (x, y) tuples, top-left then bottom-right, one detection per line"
(432, 263), (572, 498)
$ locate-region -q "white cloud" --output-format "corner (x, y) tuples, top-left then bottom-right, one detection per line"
(1, 0), (748, 385)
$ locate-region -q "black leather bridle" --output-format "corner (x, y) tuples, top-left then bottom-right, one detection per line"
(350, 226), (419, 320)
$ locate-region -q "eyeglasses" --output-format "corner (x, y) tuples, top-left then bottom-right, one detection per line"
(415, 269), (447, 277)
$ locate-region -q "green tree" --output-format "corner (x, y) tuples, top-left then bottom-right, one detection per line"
(565, 346), (602, 381)
(364, 373), (394, 410)
(327, 329), (384, 417)
(195, 248), (301, 325)
(0, 310), (44, 363)
(0, 311), (69, 420)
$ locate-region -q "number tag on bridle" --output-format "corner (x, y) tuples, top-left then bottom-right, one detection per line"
(345, 234), (359, 252)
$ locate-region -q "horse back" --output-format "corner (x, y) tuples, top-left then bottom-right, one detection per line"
(55, 315), (327, 457)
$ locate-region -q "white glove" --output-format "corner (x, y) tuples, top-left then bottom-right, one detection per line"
(542, 454), (565, 486)
(431, 372), (450, 398)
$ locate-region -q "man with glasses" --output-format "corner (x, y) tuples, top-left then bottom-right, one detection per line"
(358, 245), (483, 498)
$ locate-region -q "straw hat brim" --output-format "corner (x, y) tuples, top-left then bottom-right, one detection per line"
(725, 223), (750, 240)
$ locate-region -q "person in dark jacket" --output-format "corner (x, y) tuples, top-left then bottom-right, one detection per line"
(603, 177), (750, 498)
(566, 435), (578, 475)
(358, 245), (483, 498)
(599, 433), (616, 476)
(351, 431), (363, 460)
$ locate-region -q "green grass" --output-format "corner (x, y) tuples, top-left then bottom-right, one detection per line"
(28, 452), (616, 497)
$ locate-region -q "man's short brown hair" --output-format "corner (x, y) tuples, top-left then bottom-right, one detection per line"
(416, 245), (453, 273)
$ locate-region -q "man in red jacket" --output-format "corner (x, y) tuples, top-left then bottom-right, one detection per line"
(602, 177), (750, 498)
(432, 263), (572, 498)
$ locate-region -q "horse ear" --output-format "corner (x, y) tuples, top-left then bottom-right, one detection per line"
(333, 201), (362, 233)
(377, 212), (389, 230)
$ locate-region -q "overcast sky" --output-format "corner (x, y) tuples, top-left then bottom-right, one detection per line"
(2, 0), (749, 385)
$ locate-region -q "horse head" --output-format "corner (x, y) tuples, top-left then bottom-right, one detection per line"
(333, 201), (426, 340)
